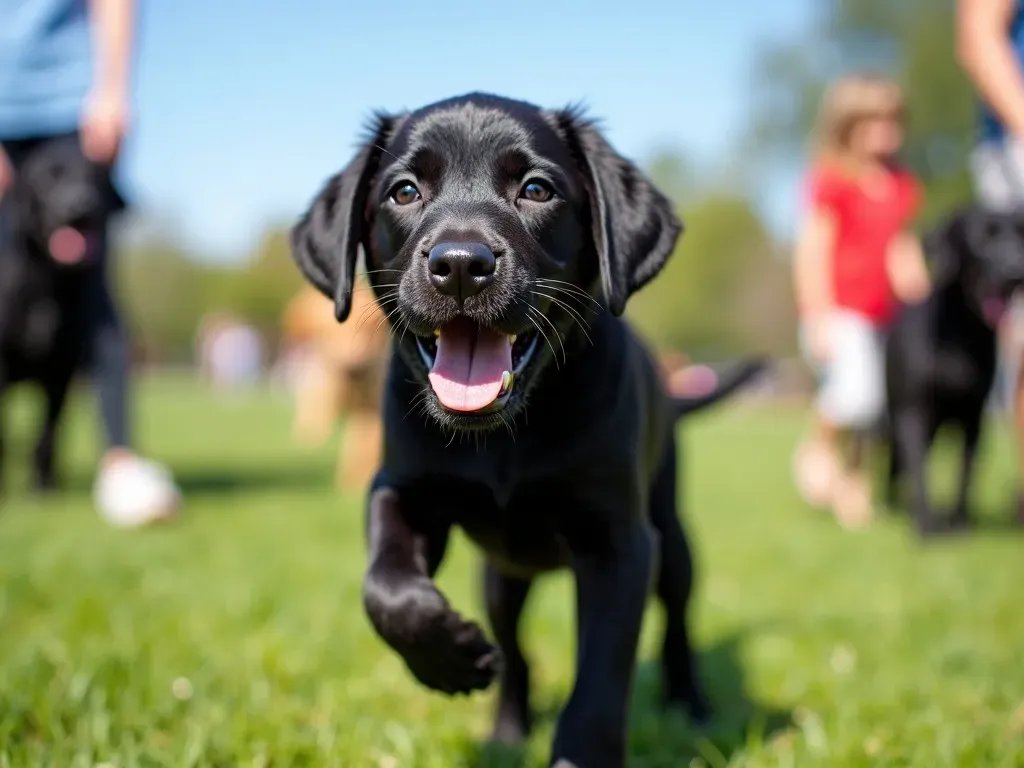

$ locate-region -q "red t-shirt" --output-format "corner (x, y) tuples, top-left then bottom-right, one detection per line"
(805, 164), (921, 326)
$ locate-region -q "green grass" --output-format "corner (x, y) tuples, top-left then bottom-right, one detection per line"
(2, 377), (1024, 767)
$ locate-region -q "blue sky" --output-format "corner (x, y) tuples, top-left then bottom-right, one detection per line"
(121, 0), (814, 261)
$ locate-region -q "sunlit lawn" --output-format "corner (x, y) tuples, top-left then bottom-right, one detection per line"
(2, 376), (1023, 767)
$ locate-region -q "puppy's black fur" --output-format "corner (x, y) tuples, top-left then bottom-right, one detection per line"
(291, 94), (764, 768)
(0, 135), (124, 493)
(885, 207), (1024, 536)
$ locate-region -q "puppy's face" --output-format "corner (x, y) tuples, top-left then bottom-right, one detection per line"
(12, 137), (125, 268)
(292, 94), (681, 432)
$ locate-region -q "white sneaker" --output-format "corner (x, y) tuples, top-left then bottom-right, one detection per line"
(94, 456), (182, 528)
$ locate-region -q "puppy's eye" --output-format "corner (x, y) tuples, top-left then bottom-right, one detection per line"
(390, 183), (421, 206)
(520, 180), (554, 203)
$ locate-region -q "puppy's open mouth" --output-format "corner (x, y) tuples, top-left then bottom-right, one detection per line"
(415, 317), (540, 413)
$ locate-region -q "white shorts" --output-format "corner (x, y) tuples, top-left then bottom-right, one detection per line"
(801, 310), (886, 430)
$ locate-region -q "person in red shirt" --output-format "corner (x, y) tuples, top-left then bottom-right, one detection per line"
(792, 74), (932, 529)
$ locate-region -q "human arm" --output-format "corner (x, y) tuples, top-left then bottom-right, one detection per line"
(957, 0), (1024, 137)
(886, 231), (931, 305)
(793, 205), (836, 360)
(82, 0), (137, 163)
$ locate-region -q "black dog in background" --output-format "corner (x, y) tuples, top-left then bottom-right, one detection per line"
(290, 93), (765, 768)
(885, 207), (1024, 536)
(0, 134), (125, 493)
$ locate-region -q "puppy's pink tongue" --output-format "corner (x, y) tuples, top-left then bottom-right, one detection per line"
(48, 227), (86, 265)
(428, 317), (513, 412)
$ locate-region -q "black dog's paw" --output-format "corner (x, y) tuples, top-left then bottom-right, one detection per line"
(663, 688), (713, 725)
(402, 609), (503, 696)
(366, 575), (501, 695)
(686, 695), (713, 725)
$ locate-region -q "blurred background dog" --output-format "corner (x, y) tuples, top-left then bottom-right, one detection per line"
(281, 275), (388, 491)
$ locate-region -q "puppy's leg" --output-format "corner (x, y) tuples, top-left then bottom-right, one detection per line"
(649, 436), (710, 721)
(32, 366), (74, 492)
(484, 562), (534, 745)
(551, 521), (653, 768)
(950, 415), (982, 530)
(894, 408), (939, 536)
(363, 486), (501, 695)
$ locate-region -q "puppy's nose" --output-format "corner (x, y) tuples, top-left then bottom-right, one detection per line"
(427, 241), (497, 304)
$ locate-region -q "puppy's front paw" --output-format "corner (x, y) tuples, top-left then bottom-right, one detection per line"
(404, 610), (502, 696)
(366, 575), (501, 695)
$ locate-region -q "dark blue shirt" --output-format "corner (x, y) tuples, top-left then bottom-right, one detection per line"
(980, 1), (1024, 143)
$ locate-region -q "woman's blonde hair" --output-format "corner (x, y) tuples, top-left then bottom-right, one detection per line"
(811, 73), (906, 169)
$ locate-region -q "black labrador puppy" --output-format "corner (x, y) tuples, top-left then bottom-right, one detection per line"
(291, 93), (764, 768)
(0, 135), (124, 493)
(885, 207), (1024, 536)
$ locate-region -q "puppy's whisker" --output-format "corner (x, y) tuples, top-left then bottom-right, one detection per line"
(535, 278), (602, 308)
(373, 144), (403, 164)
(376, 303), (405, 336)
(354, 294), (393, 333)
(534, 281), (601, 315)
(360, 268), (405, 277)
(353, 292), (396, 334)
(527, 305), (566, 364)
(532, 290), (594, 348)
(498, 410), (516, 442)
(523, 304), (562, 369)
(404, 389), (430, 422)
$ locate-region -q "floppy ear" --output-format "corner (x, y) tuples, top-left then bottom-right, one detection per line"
(290, 113), (394, 321)
(556, 109), (683, 315)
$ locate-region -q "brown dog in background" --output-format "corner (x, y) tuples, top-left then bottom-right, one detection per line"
(282, 276), (388, 490)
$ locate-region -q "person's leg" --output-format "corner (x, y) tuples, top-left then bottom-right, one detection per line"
(82, 235), (131, 452)
(85, 217), (180, 525)
(794, 320), (842, 508)
(819, 312), (886, 529)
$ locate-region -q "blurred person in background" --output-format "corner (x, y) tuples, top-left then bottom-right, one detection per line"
(0, 0), (181, 524)
(197, 313), (264, 393)
(791, 74), (931, 529)
(958, 0), (1024, 519)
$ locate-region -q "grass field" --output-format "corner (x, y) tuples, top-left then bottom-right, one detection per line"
(2, 377), (1024, 767)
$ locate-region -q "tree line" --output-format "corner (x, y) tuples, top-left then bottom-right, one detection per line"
(115, 0), (969, 366)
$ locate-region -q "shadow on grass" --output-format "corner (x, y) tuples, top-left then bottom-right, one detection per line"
(467, 629), (792, 768)
(24, 462), (338, 499)
(171, 465), (337, 497)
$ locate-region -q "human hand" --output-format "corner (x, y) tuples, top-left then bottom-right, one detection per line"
(80, 87), (130, 164)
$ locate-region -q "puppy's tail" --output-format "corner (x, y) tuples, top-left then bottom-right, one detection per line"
(671, 358), (769, 419)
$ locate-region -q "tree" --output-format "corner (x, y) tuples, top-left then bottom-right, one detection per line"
(627, 192), (780, 359)
(745, 0), (975, 226)
(115, 238), (207, 362)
